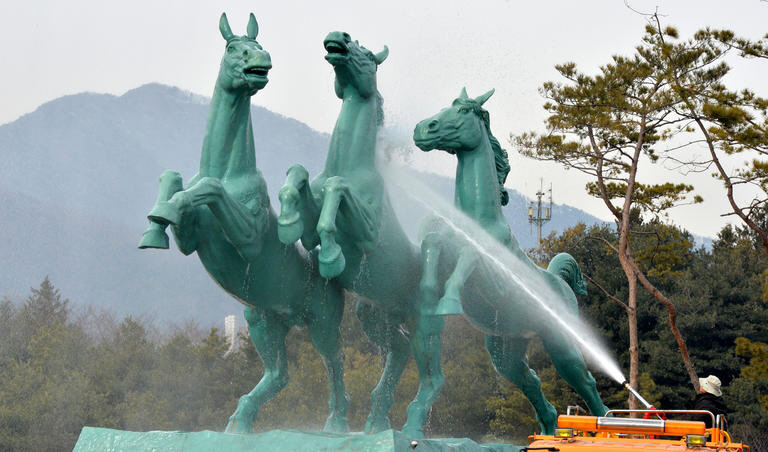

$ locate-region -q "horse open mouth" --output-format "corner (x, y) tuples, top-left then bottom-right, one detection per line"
(324, 41), (348, 54)
(413, 138), (440, 151)
(244, 66), (270, 77)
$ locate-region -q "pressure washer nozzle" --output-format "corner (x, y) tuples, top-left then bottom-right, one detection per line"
(622, 381), (654, 409)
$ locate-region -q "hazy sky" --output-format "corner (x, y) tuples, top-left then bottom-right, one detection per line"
(2, 0), (766, 237)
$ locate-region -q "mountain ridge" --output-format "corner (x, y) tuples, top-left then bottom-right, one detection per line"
(0, 83), (611, 324)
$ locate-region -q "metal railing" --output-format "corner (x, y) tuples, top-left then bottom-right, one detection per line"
(604, 409), (720, 430)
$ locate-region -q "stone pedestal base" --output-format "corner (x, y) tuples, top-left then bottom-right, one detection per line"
(73, 427), (524, 451)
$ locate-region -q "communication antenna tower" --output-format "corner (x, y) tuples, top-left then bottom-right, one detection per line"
(528, 179), (553, 244)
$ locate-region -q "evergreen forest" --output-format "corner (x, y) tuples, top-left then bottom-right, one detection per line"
(1, 216), (766, 451)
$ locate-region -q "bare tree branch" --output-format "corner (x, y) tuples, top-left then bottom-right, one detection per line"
(584, 273), (630, 312)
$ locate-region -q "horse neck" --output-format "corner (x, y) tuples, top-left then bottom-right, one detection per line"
(199, 84), (256, 179)
(454, 133), (506, 230)
(324, 93), (379, 175)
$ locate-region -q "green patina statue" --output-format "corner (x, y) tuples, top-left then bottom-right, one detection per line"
(132, 13), (607, 442)
(413, 88), (609, 434)
(138, 13), (350, 434)
(277, 33), (447, 438)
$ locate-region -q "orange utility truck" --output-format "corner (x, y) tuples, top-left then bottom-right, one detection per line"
(524, 409), (749, 451)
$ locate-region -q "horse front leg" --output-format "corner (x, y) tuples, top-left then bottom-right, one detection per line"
(315, 176), (378, 279)
(433, 243), (479, 316)
(418, 229), (444, 317)
(226, 307), (290, 434)
(139, 170), (197, 252)
(151, 177), (266, 261)
(277, 164), (321, 249)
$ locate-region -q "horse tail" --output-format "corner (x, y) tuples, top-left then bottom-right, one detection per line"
(547, 252), (587, 297)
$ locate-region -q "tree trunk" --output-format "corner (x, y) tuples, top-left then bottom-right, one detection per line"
(631, 261), (700, 391)
(617, 131), (644, 414)
(620, 253), (640, 412)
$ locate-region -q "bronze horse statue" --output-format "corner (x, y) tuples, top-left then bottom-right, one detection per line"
(277, 33), (448, 437)
(413, 88), (609, 434)
(138, 13), (349, 434)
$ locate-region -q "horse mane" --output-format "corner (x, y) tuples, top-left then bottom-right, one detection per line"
(487, 125), (510, 206)
(547, 253), (587, 296)
(356, 46), (385, 126)
(462, 99), (510, 206)
(375, 92), (384, 126)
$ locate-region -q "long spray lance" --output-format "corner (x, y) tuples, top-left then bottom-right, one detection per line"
(621, 380), (656, 410)
(620, 381), (667, 421)
(621, 381), (653, 409)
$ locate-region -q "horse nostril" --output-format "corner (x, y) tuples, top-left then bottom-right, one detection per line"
(427, 120), (440, 132)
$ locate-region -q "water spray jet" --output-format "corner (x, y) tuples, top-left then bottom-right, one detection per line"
(383, 164), (627, 384)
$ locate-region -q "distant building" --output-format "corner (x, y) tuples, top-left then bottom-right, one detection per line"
(224, 315), (237, 355)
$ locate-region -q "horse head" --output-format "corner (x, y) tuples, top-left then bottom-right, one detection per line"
(324, 31), (388, 100)
(413, 87), (495, 154)
(217, 13), (272, 95)
(415, 87), (510, 206)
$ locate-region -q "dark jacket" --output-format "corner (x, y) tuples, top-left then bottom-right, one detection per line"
(692, 392), (728, 428)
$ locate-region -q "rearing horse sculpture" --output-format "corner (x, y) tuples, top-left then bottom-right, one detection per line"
(277, 33), (445, 438)
(138, 13), (349, 434)
(413, 88), (609, 434)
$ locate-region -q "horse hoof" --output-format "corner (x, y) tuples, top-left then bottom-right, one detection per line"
(224, 417), (236, 433)
(277, 214), (303, 244)
(138, 227), (169, 249)
(401, 425), (424, 439)
(433, 294), (464, 316)
(536, 404), (558, 435)
(323, 415), (350, 433)
(148, 201), (182, 226)
(319, 244), (345, 279)
(364, 415), (391, 434)
(225, 416), (253, 434)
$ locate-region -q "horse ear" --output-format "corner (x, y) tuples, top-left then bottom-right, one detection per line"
(459, 87), (469, 99)
(219, 13), (234, 41)
(474, 88), (495, 106)
(374, 45), (389, 65)
(247, 13), (259, 39)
